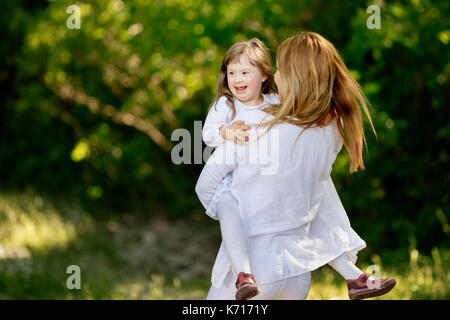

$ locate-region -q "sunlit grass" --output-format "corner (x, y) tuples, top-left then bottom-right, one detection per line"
(0, 191), (94, 256)
(110, 274), (209, 299)
(0, 190), (448, 300)
(0, 190), (217, 299)
(308, 250), (450, 300)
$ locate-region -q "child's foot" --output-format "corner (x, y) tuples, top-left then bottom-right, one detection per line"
(346, 272), (397, 300)
(235, 272), (259, 300)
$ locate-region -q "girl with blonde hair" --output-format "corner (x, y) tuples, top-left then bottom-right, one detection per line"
(200, 38), (279, 299)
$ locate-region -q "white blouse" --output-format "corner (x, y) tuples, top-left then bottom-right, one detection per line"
(196, 110), (343, 237)
(202, 93), (280, 147)
(195, 110), (367, 286)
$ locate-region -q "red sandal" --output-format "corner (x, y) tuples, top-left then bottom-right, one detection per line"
(235, 272), (259, 300)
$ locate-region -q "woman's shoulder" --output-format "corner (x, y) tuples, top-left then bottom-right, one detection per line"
(278, 120), (337, 151)
(303, 120), (342, 154)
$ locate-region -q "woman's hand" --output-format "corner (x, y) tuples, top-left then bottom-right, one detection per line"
(219, 120), (251, 145)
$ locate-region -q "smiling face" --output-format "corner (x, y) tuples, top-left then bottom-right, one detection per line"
(227, 54), (267, 106)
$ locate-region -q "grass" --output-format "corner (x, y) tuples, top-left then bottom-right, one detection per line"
(0, 190), (448, 300)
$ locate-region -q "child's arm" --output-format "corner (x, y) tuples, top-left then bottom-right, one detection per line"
(202, 97), (231, 147)
(203, 97), (250, 147)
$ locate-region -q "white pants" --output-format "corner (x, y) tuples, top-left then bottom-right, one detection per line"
(208, 191), (362, 300)
(208, 192), (311, 300)
(207, 271), (311, 300)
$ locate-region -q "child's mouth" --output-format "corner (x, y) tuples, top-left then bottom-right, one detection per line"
(235, 86), (247, 92)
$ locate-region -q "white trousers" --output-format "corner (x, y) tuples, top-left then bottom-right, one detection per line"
(208, 190), (367, 300)
(208, 192), (311, 299)
(207, 271), (311, 300)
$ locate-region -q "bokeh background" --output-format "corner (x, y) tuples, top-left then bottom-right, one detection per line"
(0, 0), (448, 299)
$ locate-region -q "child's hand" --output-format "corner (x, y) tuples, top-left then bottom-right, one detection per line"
(219, 120), (251, 145)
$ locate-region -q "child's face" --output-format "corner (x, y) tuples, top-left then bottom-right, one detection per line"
(227, 55), (267, 106)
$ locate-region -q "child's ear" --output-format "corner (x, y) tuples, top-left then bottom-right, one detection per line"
(261, 75), (268, 82)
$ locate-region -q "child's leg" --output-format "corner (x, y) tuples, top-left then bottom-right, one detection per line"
(216, 191), (252, 275)
(329, 252), (397, 300)
(328, 252), (371, 280)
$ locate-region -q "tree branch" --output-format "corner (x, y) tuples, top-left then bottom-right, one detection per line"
(44, 81), (173, 152)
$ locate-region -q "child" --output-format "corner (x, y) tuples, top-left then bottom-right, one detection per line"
(201, 38), (278, 300)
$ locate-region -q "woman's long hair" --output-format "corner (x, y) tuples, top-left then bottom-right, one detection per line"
(210, 38), (276, 119)
(262, 32), (376, 173)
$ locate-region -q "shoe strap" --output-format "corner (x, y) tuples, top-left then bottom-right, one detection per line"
(235, 272), (256, 289)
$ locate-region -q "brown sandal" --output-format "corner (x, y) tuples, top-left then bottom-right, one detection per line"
(346, 272), (397, 300)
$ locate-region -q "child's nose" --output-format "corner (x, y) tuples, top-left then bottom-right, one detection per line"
(234, 74), (244, 83)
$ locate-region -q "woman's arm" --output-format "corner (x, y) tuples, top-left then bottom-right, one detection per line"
(299, 127), (338, 222)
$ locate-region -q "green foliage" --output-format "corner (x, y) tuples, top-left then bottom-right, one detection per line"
(0, 0), (448, 263)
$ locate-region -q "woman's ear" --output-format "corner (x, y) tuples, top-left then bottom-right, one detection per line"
(261, 75), (268, 82)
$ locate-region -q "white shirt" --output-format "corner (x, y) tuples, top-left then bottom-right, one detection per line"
(202, 93), (280, 148)
(197, 110), (343, 237)
(195, 111), (367, 286)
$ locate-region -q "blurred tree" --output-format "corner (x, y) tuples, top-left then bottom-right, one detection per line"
(0, 0), (448, 261)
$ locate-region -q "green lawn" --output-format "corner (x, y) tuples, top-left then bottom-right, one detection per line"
(0, 191), (448, 300)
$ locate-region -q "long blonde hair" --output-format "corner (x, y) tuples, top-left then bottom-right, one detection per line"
(210, 38), (276, 119)
(262, 32), (376, 173)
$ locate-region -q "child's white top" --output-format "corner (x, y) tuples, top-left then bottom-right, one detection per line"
(202, 93), (280, 147)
